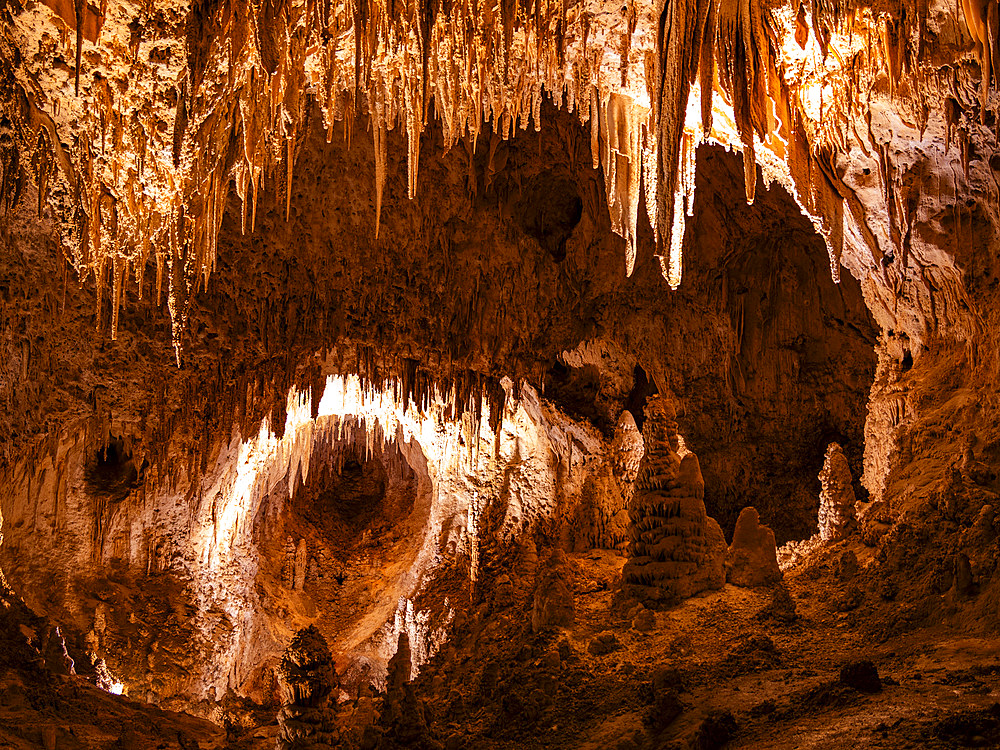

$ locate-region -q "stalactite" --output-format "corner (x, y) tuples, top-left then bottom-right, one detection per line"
(373, 107), (388, 240)
(599, 93), (647, 276)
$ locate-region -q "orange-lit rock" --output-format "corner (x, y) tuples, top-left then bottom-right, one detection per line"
(726, 506), (782, 588)
(621, 395), (726, 605)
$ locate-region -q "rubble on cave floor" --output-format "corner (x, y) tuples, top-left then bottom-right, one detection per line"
(406, 548), (1000, 750)
(0, 572), (225, 749)
(216, 547), (1000, 750)
(4, 538), (1000, 749)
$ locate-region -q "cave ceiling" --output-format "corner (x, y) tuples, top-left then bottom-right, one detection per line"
(1, 0), (994, 355)
(0, 0), (995, 524)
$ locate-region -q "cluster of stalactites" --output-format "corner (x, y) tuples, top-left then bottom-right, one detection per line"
(3, 0), (719, 352)
(646, 0), (793, 288)
(6, 0), (958, 358)
(328, 345), (510, 437)
(959, 0), (1000, 120)
(661, 123), (698, 289)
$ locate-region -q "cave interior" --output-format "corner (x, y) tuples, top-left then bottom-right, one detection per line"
(3, 0), (1000, 747)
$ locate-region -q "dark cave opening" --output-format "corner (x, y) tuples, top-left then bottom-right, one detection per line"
(84, 437), (143, 501)
(279, 429), (418, 568)
(305, 456), (391, 531)
(624, 365), (656, 432)
(543, 361), (606, 432)
(513, 171), (583, 262)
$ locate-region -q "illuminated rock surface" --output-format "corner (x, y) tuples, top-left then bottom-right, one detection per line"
(726, 506), (782, 588)
(621, 394), (727, 605)
(276, 626), (339, 749)
(818, 442), (858, 542)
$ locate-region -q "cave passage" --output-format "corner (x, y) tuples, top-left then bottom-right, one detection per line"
(3, 4), (998, 739)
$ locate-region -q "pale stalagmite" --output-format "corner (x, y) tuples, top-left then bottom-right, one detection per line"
(726, 506), (782, 588)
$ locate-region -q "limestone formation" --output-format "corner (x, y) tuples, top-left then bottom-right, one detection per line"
(779, 446), (863, 566)
(726, 507), (782, 588)
(382, 632), (438, 748)
(611, 410), (644, 488)
(39, 625), (75, 676)
(570, 408), (645, 552)
(818, 443), (857, 541)
(491, 574), (514, 611)
(294, 540), (309, 591)
(276, 626), (339, 750)
(621, 395), (727, 604)
(515, 538), (540, 600)
(2, 0), (1000, 743)
(383, 682), (434, 748)
(386, 631), (412, 693)
(531, 550), (576, 632)
(281, 536), (297, 588)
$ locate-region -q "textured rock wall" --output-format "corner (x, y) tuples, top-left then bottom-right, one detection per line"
(0, 373), (624, 709)
(0, 105), (884, 710)
(0, 105), (878, 551)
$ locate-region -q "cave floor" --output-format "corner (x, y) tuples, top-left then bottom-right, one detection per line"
(416, 549), (1000, 750)
(4, 548), (1000, 749)
(0, 672), (225, 749)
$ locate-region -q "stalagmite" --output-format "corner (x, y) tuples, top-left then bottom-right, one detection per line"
(818, 442), (857, 541)
(532, 549), (576, 632)
(610, 410), (644, 489)
(620, 395), (727, 606)
(726, 506), (782, 587)
(276, 626), (339, 749)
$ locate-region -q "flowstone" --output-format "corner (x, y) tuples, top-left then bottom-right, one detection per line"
(621, 395), (726, 605)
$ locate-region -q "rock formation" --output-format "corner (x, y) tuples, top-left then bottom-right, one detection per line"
(6, 0), (1000, 744)
(276, 626), (339, 750)
(726, 507), (782, 588)
(780, 443), (863, 566)
(818, 443), (857, 542)
(531, 549), (576, 632)
(38, 625), (75, 677)
(491, 574), (514, 611)
(577, 408), (644, 551)
(515, 537), (540, 601)
(611, 410), (644, 489)
(382, 632), (439, 748)
(386, 631), (412, 694)
(621, 395), (727, 605)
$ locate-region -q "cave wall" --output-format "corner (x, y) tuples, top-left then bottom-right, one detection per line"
(0, 371), (627, 709)
(1, 105), (877, 535)
(682, 148), (877, 542)
(8, 0), (1000, 741)
(0, 103), (880, 707)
